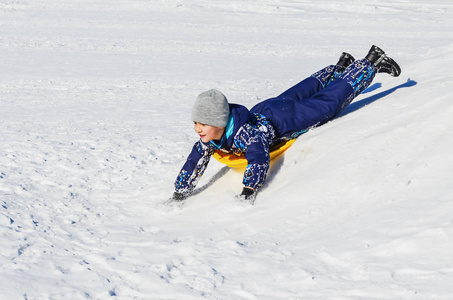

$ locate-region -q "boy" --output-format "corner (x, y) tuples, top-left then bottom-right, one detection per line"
(172, 45), (401, 203)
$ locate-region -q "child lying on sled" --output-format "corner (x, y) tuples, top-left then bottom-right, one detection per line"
(172, 45), (401, 203)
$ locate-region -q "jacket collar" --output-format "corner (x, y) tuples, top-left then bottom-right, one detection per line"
(209, 103), (250, 150)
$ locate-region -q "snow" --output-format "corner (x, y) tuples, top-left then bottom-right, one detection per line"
(1, 0), (453, 299)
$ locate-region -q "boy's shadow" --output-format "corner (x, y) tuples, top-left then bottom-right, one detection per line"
(339, 78), (417, 117)
(192, 166), (230, 196)
(262, 78), (418, 193)
(195, 78), (417, 196)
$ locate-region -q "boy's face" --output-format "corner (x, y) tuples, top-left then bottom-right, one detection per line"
(194, 122), (225, 143)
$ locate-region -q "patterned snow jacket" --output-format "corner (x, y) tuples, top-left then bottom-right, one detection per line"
(174, 103), (283, 195)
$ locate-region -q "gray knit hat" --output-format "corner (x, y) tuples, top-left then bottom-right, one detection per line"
(192, 89), (230, 127)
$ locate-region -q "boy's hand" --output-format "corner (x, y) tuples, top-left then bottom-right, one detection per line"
(239, 187), (257, 204)
(171, 192), (186, 201)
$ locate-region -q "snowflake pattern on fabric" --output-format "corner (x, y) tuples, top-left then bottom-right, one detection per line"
(312, 59), (376, 112)
(311, 64), (350, 89)
(174, 141), (214, 195)
(336, 59), (376, 97)
(311, 65), (337, 88)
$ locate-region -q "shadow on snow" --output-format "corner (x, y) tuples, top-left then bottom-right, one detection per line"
(340, 78), (417, 117)
(194, 78), (418, 198)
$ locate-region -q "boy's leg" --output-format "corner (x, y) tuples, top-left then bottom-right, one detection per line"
(334, 58), (377, 108)
(267, 59), (377, 136)
(277, 52), (355, 101)
(257, 47), (399, 138)
(276, 76), (325, 102)
(310, 65), (339, 88)
(313, 52), (355, 88)
(300, 46), (400, 121)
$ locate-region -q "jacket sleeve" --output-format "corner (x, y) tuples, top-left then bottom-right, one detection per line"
(174, 140), (214, 195)
(234, 125), (270, 189)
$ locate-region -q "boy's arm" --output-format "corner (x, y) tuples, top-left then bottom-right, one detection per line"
(234, 125), (271, 192)
(173, 140), (214, 199)
(243, 138), (270, 190)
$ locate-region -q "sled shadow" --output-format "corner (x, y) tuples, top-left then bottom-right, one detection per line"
(339, 78), (417, 117)
(192, 166), (230, 196)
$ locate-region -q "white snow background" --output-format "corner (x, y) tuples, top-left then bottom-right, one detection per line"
(1, 0), (453, 299)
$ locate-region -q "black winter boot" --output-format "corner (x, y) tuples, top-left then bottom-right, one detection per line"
(365, 45), (401, 77)
(336, 52), (355, 71)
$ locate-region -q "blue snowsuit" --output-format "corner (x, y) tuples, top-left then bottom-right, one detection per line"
(175, 59), (376, 195)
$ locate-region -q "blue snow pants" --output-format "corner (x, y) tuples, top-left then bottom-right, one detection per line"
(250, 59), (376, 139)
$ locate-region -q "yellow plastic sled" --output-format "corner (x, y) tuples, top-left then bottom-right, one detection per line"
(212, 139), (296, 168)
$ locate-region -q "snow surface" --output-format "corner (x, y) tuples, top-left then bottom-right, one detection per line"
(1, 0), (453, 299)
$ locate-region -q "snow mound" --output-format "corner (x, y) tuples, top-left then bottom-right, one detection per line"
(1, 1), (453, 299)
